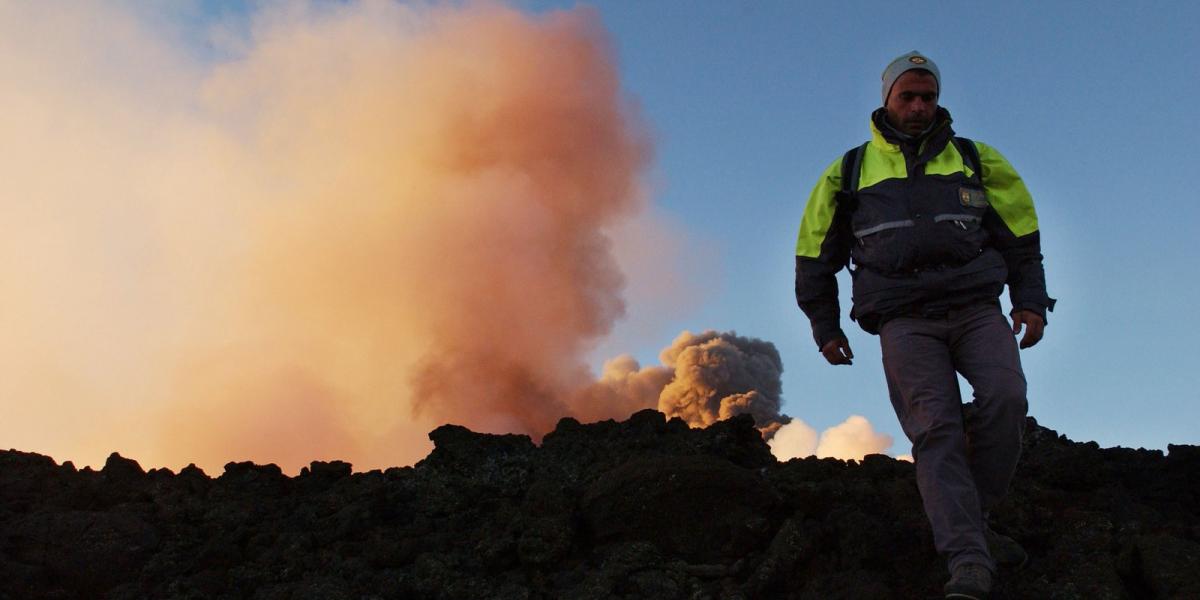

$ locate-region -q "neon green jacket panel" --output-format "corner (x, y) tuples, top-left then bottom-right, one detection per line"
(860, 119), (970, 186)
(975, 141), (1039, 237)
(795, 157), (843, 258)
(858, 120), (908, 190)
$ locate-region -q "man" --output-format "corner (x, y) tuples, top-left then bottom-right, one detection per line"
(794, 51), (1055, 599)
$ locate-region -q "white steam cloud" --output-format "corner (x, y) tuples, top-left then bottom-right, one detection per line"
(769, 415), (896, 462)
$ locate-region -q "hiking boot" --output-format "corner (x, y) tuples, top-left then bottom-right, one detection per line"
(986, 527), (1028, 569)
(944, 563), (992, 599)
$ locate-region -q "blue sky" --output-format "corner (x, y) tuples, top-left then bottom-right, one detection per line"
(510, 1), (1200, 451)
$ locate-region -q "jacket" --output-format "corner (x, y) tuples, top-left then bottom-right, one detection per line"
(794, 108), (1055, 348)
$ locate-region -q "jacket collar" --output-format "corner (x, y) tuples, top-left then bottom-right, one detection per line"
(870, 107), (957, 174)
(869, 107), (954, 152)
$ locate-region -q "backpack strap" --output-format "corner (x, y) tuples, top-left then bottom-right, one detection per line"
(840, 142), (869, 194)
(951, 136), (982, 184)
(833, 143), (868, 270)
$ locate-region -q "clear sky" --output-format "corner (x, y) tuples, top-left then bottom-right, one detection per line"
(3, 1), (1196, 470)
(520, 0), (1200, 452)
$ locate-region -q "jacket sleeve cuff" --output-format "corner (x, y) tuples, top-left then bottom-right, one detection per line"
(812, 324), (846, 350)
(1010, 298), (1056, 324)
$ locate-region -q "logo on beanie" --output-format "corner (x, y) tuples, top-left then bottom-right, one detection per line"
(909, 56), (927, 64)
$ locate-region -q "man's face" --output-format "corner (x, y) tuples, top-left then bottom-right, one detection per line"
(885, 70), (939, 136)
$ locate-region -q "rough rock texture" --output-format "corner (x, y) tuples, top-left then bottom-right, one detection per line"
(1, 409), (1197, 599)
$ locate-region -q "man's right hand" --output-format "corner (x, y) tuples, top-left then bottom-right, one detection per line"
(820, 336), (854, 365)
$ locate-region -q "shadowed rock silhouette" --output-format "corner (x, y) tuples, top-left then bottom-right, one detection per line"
(1, 409), (1197, 599)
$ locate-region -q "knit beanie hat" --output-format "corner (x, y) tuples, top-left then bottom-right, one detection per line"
(881, 51), (940, 105)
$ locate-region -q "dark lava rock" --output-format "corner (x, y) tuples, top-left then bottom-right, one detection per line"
(1, 412), (1198, 599)
(101, 452), (145, 481)
(581, 454), (780, 562)
(3, 510), (160, 595)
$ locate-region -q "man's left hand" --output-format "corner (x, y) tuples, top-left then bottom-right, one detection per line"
(1011, 310), (1045, 349)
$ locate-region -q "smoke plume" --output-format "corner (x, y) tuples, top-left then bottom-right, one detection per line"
(0, 1), (898, 473)
(655, 331), (790, 436)
(578, 330), (900, 462)
(579, 331), (792, 438)
(0, 1), (655, 473)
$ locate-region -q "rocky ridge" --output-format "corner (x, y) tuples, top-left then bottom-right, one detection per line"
(1, 409), (1197, 599)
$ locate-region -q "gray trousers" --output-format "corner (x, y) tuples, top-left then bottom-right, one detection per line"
(879, 302), (1028, 574)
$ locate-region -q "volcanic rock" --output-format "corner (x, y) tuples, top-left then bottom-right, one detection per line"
(1, 411), (1197, 599)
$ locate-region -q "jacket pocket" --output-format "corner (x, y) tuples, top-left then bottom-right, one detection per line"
(852, 221), (919, 274)
(933, 213), (982, 228)
(853, 219), (915, 239)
